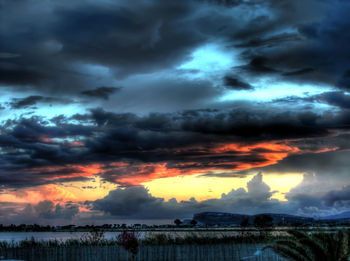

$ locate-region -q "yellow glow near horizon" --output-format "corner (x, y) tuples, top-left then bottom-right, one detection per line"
(144, 174), (251, 201)
(142, 173), (303, 202)
(0, 173), (303, 205)
(62, 176), (118, 201)
(0, 177), (118, 204)
(264, 174), (304, 201)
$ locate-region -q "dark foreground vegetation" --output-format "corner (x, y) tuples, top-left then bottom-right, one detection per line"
(265, 229), (350, 261)
(0, 244), (281, 261)
(0, 229), (349, 261)
(0, 231), (285, 261)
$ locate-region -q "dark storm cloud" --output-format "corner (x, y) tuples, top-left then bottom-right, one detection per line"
(235, 33), (301, 48)
(0, 0), (347, 110)
(10, 96), (44, 109)
(199, 171), (247, 178)
(106, 78), (220, 113)
(223, 75), (253, 90)
(34, 200), (79, 220)
(241, 57), (278, 74)
(282, 68), (315, 76)
(9, 95), (72, 109)
(271, 91), (350, 111)
(81, 87), (121, 100)
(257, 149), (350, 181)
(0, 0), (209, 94)
(0, 201), (80, 224)
(0, 0), (339, 96)
(316, 92), (350, 109)
(222, 0), (350, 90)
(0, 105), (348, 188)
(323, 186), (350, 207)
(0, 66), (43, 86)
(202, 0), (249, 6)
(50, 1), (207, 75)
(93, 186), (165, 217)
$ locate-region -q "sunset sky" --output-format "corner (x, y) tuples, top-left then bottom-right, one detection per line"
(1, 0), (350, 225)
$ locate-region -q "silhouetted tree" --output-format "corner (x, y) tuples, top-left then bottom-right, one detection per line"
(240, 218), (250, 236)
(254, 214), (273, 238)
(190, 219), (197, 227)
(254, 214), (273, 228)
(240, 218), (250, 228)
(174, 219), (182, 227)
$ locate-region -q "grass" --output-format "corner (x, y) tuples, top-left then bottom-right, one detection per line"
(0, 230), (284, 248)
(142, 231), (283, 245)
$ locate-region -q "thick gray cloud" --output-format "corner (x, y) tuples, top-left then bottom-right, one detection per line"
(1, 172), (350, 224)
(34, 200), (79, 220)
(1, 0), (347, 98)
(1, 98), (350, 190)
(247, 172), (272, 199)
(0, 200), (80, 224)
(0, 0), (209, 95)
(91, 172), (281, 219)
(81, 87), (121, 100)
(1, 106), (346, 188)
(9, 96), (72, 109)
(323, 186), (350, 207)
(259, 149), (350, 180)
(223, 75), (253, 90)
(89, 172), (350, 220)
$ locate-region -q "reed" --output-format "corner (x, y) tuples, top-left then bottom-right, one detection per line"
(0, 230), (291, 260)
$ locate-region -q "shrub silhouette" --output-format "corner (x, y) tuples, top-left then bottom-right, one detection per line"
(80, 229), (105, 245)
(190, 219), (198, 227)
(117, 231), (139, 261)
(174, 219), (182, 226)
(254, 214), (273, 228)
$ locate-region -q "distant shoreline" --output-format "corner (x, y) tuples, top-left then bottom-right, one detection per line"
(1, 226), (350, 233)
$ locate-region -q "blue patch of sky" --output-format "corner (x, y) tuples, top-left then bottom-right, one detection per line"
(0, 89), (88, 125)
(219, 79), (338, 113)
(177, 43), (243, 83)
(220, 81), (333, 101)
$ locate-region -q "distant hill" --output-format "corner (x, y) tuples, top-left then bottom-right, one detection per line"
(193, 212), (314, 226)
(320, 211), (350, 220)
(194, 212), (250, 226)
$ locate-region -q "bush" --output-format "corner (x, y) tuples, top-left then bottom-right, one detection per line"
(117, 231), (139, 260)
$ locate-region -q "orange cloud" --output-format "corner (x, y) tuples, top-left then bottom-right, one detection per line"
(100, 141), (302, 185)
(39, 136), (52, 143)
(4, 141), (308, 191)
(0, 140), (335, 205)
(70, 141), (84, 147)
(110, 163), (183, 186)
(27, 164), (103, 181)
(0, 184), (78, 204)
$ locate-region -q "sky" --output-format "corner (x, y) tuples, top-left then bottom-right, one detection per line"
(1, 0), (350, 225)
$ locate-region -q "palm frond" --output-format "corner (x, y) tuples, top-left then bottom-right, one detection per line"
(265, 230), (350, 261)
(299, 237), (328, 261)
(264, 244), (310, 261)
(269, 240), (313, 261)
(335, 230), (350, 261)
